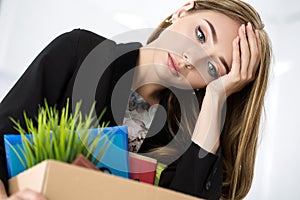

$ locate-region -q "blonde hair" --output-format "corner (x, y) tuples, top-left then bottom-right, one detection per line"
(147, 0), (272, 199)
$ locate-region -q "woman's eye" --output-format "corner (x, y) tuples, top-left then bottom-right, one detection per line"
(208, 62), (219, 78)
(196, 26), (206, 43)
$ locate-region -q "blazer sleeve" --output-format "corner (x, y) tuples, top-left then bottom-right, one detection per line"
(0, 29), (86, 190)
(159, 142), (223, 200)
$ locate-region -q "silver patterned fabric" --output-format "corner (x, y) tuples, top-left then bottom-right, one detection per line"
(123, 89), (157, 152)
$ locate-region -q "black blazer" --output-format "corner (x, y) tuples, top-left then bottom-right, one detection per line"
(0, 29), (222, 199)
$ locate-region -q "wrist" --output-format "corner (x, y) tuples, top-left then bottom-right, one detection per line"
(206, 81), (233, 99)
(0, 180), (8, 199)
(191, 136), (220, 154)
(205, 86), (227, 108)
(191, 88), (224, 155)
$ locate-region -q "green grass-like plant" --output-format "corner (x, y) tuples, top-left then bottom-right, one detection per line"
(7, 99), (113, 169)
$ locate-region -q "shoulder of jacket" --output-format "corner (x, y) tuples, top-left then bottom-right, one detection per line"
(60, 28), (108, 43)
(60, 28), (142, 50)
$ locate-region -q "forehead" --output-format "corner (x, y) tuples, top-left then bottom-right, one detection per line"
(186, 10), (241, 43)
(190, 10), (241, 34)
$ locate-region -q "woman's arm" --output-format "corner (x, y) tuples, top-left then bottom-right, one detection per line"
(191, 23), (261, 154)
(191, 88), (225, 154)
(0, 29), (82, 192)
(0, 29), (106, 193)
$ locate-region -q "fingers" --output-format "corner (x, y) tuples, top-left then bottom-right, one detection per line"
(231, 36), (240, 77)
(0, 180), (8, 199)
(238, 22), (261, 82)
(239, 24), (250, 80)
(224, 23), (261, 96)
(246, 22), (260, 80)
(9, 189), (47, 200)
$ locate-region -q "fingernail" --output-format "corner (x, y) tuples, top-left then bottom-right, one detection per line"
(241, 24), (245, 33)
(247, 22), (253, 31)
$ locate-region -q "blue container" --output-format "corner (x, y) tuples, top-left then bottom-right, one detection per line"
(4, 126), (129, 179)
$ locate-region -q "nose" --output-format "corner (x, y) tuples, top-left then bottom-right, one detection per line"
(182, 52), (194, 70)
(181, 48), (209, 70)
(183, 52), (191, 63)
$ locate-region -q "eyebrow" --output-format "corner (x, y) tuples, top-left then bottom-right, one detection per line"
(204, 19), (217, 43)
(204, 18), (230, 74)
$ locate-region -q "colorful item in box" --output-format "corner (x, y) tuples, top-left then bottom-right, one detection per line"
(129, 152), (157, 184)
(154, 162), (167, 186)
(4, 126), (129, 179)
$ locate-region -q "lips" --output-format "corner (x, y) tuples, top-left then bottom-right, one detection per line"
(167, 53), (180, 77)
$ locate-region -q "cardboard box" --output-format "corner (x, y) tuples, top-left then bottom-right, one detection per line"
(9, 160), (202, 200)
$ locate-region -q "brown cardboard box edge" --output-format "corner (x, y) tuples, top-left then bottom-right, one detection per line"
(9, 160), (203, 200)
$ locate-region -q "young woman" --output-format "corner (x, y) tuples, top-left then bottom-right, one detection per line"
(0, 0), (271, 199)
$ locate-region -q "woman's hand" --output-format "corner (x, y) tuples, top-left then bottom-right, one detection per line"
(207, 22), (261, 98)
(0, 180), (47, 200)
(4, 189), (47, 200)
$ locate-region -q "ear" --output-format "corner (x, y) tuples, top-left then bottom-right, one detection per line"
(171, 1), (195, 22)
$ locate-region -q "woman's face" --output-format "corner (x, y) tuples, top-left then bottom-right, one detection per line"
(147, 10), (241, 90)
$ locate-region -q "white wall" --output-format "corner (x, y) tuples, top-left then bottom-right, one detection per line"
(1, 0), (300, 199)
(0, 0), (186, 100)
(244, 1), (300, 199)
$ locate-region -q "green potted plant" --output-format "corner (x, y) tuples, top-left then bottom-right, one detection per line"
(5, 99), (113, 174)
